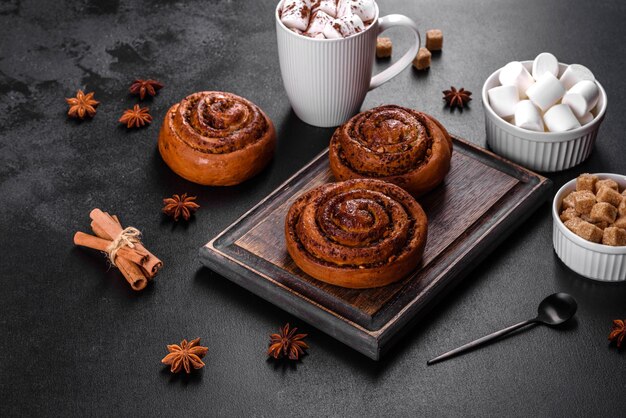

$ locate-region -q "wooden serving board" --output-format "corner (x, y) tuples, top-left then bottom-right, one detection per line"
(200, 136), (551, 360)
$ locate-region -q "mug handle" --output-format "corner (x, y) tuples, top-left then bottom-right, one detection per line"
(369, 14), (421, 91)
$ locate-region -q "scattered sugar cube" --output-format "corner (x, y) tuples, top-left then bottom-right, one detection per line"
(376, 37), (392, 58)
(573, 190), (596, 214)
(570, 219), (603, 243)
(597, 186), (623, 207)
(413, 47), (431, 70)
(613, 216), (626, 229)
(560, 207), (579, 222)
(595, 179), (619, 193)
(590, 202), (617, 224)
(425, 29), (443, 51)
(576, 173), (598, 192)
(602, 227), (626, 246)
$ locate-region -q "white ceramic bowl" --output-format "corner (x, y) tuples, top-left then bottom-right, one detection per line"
(552, 173), (626, 282)
(483, 61), (608, 172)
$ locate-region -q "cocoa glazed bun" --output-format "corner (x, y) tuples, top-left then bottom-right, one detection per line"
(285, 179), (428, 289)
(329, 105), (452, 197)
(158, 91), (276, 186)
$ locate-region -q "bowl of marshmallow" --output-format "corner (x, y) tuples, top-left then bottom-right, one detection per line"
(482, 53), (607, 172)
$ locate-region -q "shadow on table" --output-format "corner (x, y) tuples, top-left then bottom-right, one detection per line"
(159, 365), (203, 386)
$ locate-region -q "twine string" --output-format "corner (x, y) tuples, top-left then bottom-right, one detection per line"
(105, 227), (141, 264)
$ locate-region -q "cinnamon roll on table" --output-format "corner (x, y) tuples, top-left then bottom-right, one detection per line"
(285, 179), (428, 288)
(158, 91), (276, 186)
(329, 105), (452, 197)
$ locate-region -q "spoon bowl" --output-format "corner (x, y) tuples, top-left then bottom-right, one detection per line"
(536, 292), (578, 326)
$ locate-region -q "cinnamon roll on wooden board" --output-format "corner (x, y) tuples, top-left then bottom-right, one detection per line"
(285, 178), (428, 288)
(158, 91), (276, 186)
(329, 105), (452, 197)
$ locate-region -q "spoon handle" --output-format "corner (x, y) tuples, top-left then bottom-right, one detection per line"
(427, 319), (537, 365)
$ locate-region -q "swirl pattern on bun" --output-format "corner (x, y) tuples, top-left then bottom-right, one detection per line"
(329, 105), (452, 197)
(285, 179), (428, 288)
(158, 91), (276, 186)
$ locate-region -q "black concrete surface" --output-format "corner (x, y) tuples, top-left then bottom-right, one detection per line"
(1, 0), (626, 416)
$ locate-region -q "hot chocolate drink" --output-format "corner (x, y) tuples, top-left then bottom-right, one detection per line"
(279, 0), (377, 39)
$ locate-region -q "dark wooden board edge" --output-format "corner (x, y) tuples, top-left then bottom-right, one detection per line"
(199, 135), (553, 360)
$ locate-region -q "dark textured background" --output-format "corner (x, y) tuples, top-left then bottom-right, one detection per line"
(1, 0), (626, 416)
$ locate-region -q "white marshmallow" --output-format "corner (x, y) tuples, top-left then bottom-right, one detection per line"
(281, 0), (311, 31)
(532, 52), (559, 79)
(306, 10), (333, 35)
(314, 0), (338, 17)
(578, 112), (594, 125)
(543, 104), (581, 132)
(559, 64), (595, 90)
(323, 13), (364, 38)
(561, 80), (600, 118)
(526, 72), (565, 112)
(488, 85), (520, 119)
(339, 0), (376, 22)
(499, 61), (535, 99)
(514, 100), (544, 132)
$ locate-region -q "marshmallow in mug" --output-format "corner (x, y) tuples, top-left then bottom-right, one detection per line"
(280, 0), (311, 32)
(562, 80), (600, 118)
(338, 0), (377, 22)
(543, 104), (581, 132)
(324, 13), (365, 38)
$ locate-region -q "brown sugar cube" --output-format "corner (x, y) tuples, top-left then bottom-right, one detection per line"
(561, 192), (577, 209)
(413, 47), (431, 70)
(573, 190), (596, 214)
(619, 199), (626, 217)
(613, 216), (626, 229)
(590, 202), (618, 224)
(425, 29), (443, 51)
(596, 186), (623, 207)
(580, 213), (593, 223)
(594, 221), (610, 230)
(376, 37), (392, 58)
(570, 219), (603, 243)
(576, 173), (598, 192)
(602, 227), (626, 246)
(564, 217), (584, 232)
(560, 207), (579, 222)
(595, 179), (619, 193)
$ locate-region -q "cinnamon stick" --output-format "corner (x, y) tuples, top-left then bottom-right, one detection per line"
(73, 231), (148, 266)
(90, 209), (162, 277)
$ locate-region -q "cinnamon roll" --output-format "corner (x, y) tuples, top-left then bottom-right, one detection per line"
(329, 105), (452, 197)
(285, 179), (428, 288)
(158, 91), (276, 186)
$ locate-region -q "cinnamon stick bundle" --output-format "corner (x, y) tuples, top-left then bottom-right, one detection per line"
(73, 208), (162, 291)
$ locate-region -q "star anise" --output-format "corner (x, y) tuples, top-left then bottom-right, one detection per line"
(608, 319), (626, 348)
(267, 323), (308, 360)
(161, 338), (208, 374)
(443, 86), (472, 109)
(162, 193), (200, 221)
(129, 79), (164, 100)
(66, 90), (99, 119)
(119, 104), (152, 128)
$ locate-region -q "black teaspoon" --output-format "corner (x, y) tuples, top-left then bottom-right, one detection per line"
(427, 293), (577, 365)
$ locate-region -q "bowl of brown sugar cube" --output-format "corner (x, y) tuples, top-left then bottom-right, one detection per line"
(482, 53), (607, 172)
(553, 173), (626, 282)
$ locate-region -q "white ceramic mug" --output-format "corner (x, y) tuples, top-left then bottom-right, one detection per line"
(275, 3), (421, 127)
